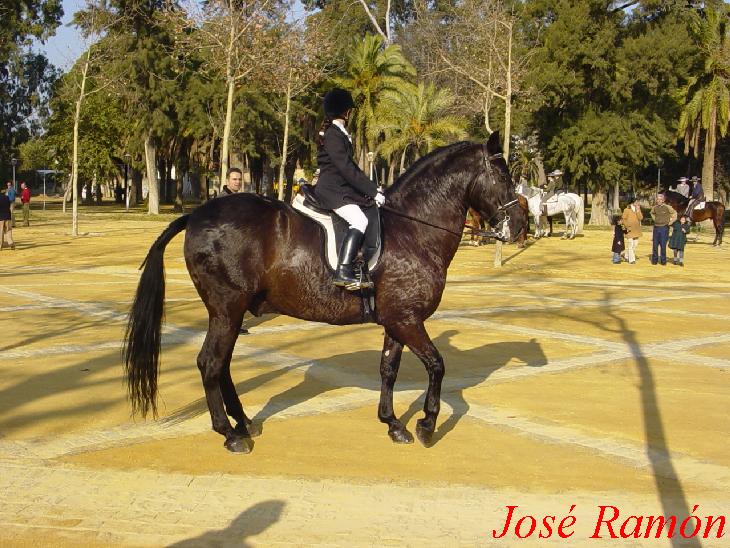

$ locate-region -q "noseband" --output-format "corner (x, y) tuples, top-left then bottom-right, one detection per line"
(475, 144), (522, 240)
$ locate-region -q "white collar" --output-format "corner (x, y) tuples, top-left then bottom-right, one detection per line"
(332, 119), (352, 143)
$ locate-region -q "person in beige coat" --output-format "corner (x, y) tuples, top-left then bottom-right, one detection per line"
(621, 198), (643, 264)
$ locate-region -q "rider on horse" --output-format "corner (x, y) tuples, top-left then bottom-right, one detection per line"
(540, 169), (562, 213)
(314, 88), (385, 289)
(685, 176), (704, 221)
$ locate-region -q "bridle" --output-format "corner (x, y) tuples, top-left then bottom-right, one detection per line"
(381, 143), (520, 242)
(468, 144), (522, 241)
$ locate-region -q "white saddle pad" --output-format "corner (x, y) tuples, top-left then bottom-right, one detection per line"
(291, 194), (382, 272)
(695, 201), (706, 210)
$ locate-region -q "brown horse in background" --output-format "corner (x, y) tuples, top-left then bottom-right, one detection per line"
(124, 134), (527, 453)
(663, 190), (725, 246)
(467, 195), (528, 247)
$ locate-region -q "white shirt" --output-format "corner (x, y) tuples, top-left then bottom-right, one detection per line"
(332, 119), (352, 144)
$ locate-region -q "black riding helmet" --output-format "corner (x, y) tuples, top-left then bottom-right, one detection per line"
(323, 88), (355, 118)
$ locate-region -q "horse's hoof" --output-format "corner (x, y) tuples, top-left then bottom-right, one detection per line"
(415, 424), (434, 447)
(224, 435), (253, 454)
(388, 428), (414, 444)
(235, 421), (262, 438)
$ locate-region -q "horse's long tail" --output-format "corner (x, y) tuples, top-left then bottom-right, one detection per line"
(123, 214), (190, 417)
(576, 195), (585, 234)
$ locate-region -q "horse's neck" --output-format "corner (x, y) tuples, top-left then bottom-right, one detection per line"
(387, 171), (470, 231)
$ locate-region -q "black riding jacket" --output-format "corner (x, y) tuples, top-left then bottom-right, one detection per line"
(314, 124), (377, 210)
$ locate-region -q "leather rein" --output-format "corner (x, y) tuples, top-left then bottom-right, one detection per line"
(380, 146), (519, 242)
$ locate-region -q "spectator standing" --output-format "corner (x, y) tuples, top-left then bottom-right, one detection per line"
(621, 198), (643, 264)
(20, 182), (31, 227)
(611, 215), (625, 264)
(6, 182), (16, 227)
(669, 215), (690, 266)
(650, 193), (676, 266)
(0, 188), (15, 250)
(221, 168), (243, 195)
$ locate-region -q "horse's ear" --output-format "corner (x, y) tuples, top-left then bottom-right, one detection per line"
(486, 131), (502, 154)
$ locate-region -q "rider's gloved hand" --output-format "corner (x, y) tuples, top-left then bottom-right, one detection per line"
(374, 192), (385, 207)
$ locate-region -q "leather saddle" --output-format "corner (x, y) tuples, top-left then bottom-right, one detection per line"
(292, 184), (382, 273)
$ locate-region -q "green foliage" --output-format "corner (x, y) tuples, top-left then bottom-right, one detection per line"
(0, 0), (62, 171)
(44, 70), (128, 181)
(522, 0), (697, 194)
(334, 33), (415, 155)
(677, 5), (730, 153)
(370, 82), (467, 161)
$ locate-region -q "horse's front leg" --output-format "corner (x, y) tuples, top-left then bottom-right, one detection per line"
(388, 322), (445, 447)
(378, 332), (413, 443)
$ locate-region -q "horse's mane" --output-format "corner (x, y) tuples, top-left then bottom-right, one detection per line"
(387, 141), (475, 195)
(663, 189), (689, 204)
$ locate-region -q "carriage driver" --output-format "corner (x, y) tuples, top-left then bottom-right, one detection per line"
(314, 88), (385, 289)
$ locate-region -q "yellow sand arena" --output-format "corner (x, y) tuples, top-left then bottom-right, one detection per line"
(0, 209), (728, 546)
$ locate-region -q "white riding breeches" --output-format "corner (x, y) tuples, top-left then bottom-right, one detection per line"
(627, 237), (639, 263)
(334, 203), (368, 233)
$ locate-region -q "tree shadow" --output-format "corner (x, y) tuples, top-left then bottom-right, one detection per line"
(251, 330), (548, 445)
(553, 288), (702, 548)
(167, 500), (285, 547)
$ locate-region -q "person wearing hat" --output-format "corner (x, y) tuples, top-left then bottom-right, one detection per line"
(315, 88), (383, 289)
(685, 176), (704, 220)
(676, 177), (689, 198)
(541, 169), (562, 206)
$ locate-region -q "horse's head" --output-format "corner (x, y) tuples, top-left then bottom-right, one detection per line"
(468, 132), (528, 243)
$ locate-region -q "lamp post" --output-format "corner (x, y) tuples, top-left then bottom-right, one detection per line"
(11, 157), (18, 189)
(124, 153), (131, 211)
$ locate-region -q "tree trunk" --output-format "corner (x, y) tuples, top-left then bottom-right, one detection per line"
(277, 76), (292, 201)
(535, 156), (547, 187)
(702, 112), (716, 200)
(399, 146), (408, 175)
(612, 179), (620, 212)
(220, 77), (235, 190)
(589, 185), (610, 226)
(70, 50), (90, 237)
(502, 22), (512, 158)
(145, 134), (159, 214)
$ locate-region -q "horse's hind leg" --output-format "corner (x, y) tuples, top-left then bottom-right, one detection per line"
(378, 333), (413, 444)
(198, 315), (253, 453)
(220, 364), (261, 438)
(387, 322), (444, 447)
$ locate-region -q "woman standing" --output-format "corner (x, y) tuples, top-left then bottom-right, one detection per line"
(315, 88), (384, 289)
(621, 198), (643, 264)
(669, 215), (690, 266)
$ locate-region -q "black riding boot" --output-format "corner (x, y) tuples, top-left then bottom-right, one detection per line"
(334, 228), (365, 289)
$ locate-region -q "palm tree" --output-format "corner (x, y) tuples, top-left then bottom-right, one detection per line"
(369, 82), (467, 179)
(678, 6), (730, 200)
(334, 33), (415, 167)
(510, 133), (543, 186)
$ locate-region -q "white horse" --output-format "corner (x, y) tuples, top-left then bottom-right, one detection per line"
(516, 182), (584, 239)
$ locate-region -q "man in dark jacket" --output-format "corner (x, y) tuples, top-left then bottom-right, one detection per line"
(221, 168), (243, 195)
(685, 176), (704, 220)
(0, 189), (16, 250)
(315, 88), (384, 289)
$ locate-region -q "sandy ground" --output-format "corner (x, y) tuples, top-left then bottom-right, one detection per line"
(0, 206), (728, 547)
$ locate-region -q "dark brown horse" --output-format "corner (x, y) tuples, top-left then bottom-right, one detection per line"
(663, 190), (725, 246)
(124, 134), (527, 453)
